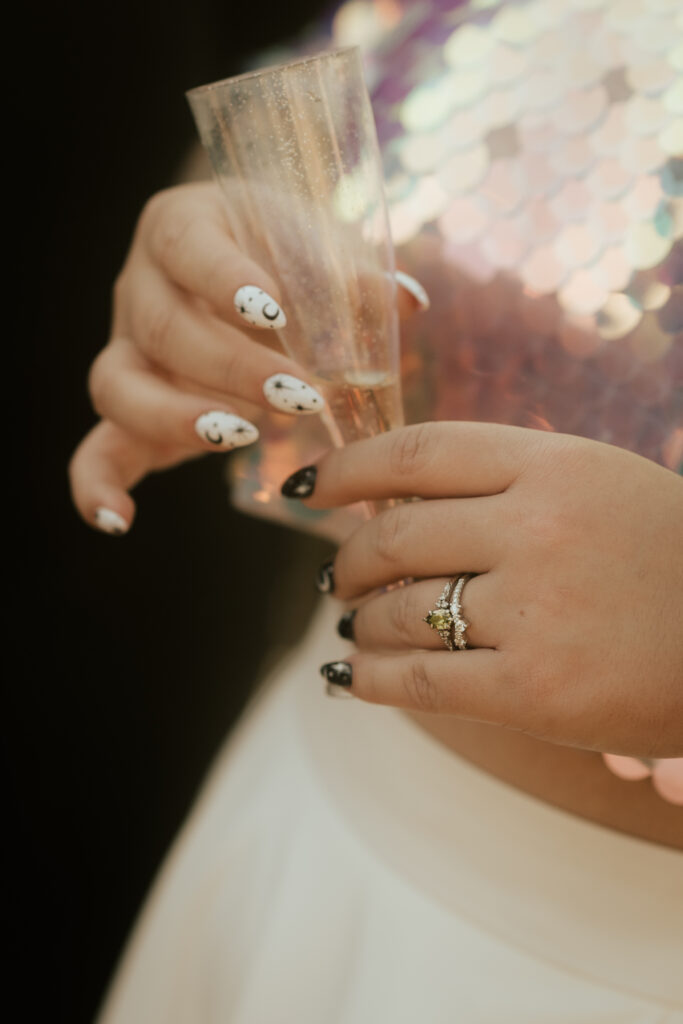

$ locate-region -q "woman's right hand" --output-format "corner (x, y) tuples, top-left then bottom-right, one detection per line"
(69, 181), (331, 535)
(69, 180), (429, 535)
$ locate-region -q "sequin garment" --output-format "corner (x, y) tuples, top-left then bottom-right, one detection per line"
(332, 0), (682, 463)
(234, 0), (681, 523)
(229, 0), (683, 800)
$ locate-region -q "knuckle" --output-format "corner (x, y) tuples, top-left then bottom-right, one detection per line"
(87, 349), (112, 416)
(139, 188), (174, 231)
(524, 504), (575, 554)
(389, 423), (434, 479)
(517, 651), (560, 708)
(372, 504), (409, 565)
(153, 203), (196, 265)
(203, 251), (232, 303)
(140, 302), (175, 363)
(403, 658), (440, 713)
(387, 592), (414, 642)
(220, 343), (250, 394)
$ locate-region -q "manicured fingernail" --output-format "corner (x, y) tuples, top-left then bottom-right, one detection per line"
(281, 465), (317, 498)
(315, 559), (335, 594)
(234, 286), (287, 330)
(263, 373), (325, 415)
(320, 661), (352, 687)
(337, 609), (357, 641)
(325, 682), (355, 699)
(395, 270), (430, 311)
(194, 411), (259, 450)
(94, 507), (128, 536)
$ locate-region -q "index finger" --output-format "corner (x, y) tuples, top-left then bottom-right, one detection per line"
(144, 187), (286, 331)
(291, 422), (552, 508)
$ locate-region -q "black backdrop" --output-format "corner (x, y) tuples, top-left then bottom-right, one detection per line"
(19, 2), (332, 1020)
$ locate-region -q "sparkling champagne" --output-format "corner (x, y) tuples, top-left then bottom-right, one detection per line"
(313, 370), (404, 448)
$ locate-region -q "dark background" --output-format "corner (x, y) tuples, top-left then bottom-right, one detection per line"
(20, 2), (331, 1020)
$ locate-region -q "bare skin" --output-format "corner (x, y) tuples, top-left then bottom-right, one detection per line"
(408, 714), (683, 851)
(70, 184), (683, 851)
(304, 425), (683, 851)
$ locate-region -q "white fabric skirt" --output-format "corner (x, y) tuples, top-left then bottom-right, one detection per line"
(98, 599), (683, 1023)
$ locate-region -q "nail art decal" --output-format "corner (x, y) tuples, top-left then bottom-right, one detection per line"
(94, 507), (128, 536)
(395, 270), (431, 311)
(194, 411), (259, 450)
(337, 609), (357, 641)
(281, 465), (317, 498)
(315, 560), (335, 594)
(234, 286), (287, 330)
(320, 661), (353, 687)
(263, 374), (324, 415)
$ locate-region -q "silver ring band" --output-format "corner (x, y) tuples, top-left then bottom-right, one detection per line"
(423, 574), (473, 651)
(450, 573), (472, 650)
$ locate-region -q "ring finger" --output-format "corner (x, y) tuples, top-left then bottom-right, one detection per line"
(346, 573), (499, 652)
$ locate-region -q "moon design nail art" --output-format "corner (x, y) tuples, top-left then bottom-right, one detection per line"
(263, 373), (325, 415)
(194, 411), (259, 450)
(234, 286), (287, 330)
(394, 270), (431, 311)
(94, 507), (128, 536)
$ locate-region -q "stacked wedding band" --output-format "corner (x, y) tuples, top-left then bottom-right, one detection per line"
(423, 574), (473, 651)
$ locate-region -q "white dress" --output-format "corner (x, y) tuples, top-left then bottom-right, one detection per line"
(97, 598), (683, 1023)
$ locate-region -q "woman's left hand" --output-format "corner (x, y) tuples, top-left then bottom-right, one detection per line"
(287, 423), (683, 757)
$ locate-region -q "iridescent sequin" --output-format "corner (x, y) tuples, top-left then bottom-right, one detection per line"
(324, 0), (682, 469)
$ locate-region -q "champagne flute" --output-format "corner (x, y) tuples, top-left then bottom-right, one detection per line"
(187, 47), (403, 519)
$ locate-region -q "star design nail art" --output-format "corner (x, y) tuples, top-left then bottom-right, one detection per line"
(263, 374), (325, 414)
(194, 412), (259, 450)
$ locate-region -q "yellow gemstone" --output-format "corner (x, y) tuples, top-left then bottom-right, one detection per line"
(426, 610), (450, 631)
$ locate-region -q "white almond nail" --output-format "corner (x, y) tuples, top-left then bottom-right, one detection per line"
(94, 507), (128, 536)
(234, 286), (287, 330)
(194, 411), (259, 449)
(263, 373), (325, 415)
(395, 270), (430, 311)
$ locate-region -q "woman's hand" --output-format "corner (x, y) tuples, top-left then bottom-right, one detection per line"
(69, 181), (427, 535)
(286, 423), (683, 758)
(69, 181), (329, 533)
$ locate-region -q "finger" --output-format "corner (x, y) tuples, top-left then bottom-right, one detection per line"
(89, 338), (260, 451)
(320, 648), (513, 724)
(144, 188), (429, 329)
(295, 422), (554, 508)
(122, 261), (325, 414)
(348, 573), (496, 651)
(143, 190), (289, 332)
(69, 420), (170, 534)
(331, 496), (505, 600)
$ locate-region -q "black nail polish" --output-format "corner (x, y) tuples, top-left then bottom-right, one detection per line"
(320, 661), (352, 687)
(281, 465), (317, 498)
(337, 609), (357, 641)
(315, 559), (335, 594)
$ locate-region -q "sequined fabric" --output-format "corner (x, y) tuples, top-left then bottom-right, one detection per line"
(332, 0), (682, 465)
(233, 0), (681, 528)
(228, 0), (683, 801)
